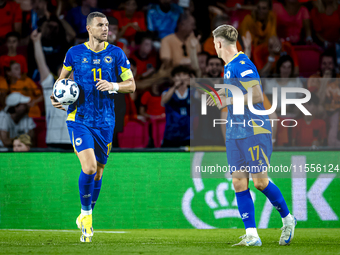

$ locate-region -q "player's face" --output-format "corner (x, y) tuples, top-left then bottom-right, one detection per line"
(13, 139), (30, 152)
(88, 17), (109, 42)
(213, 37), (222, 58)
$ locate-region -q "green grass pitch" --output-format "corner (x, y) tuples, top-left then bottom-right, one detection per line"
(1, 229), (339, 254)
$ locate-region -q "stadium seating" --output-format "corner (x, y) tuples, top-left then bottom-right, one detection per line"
(32, 117), (47, 148)
(118, 119), (149, 148)
(294, 45), (323, 77)
(150, 117), (166, 148)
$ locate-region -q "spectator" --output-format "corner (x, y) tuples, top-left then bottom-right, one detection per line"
(111, 0), (146, 44)
(0, 0), (22, 43)
(0, 75), (7, 111)
(130, 32), (158, 80)
(0, 92), (36, 148)
(292, 93), (327, 147)
(30, 29), (71, 149)
(311, 0), (340, 47)
(107, 16), (124, 49)
(28, 15), (70, 78)
(160, 13), (201, 69)
(204, 55), (224, 78)
(198, 51), (209, 77)
(203, 14), (243, 57)
(0, 32), (28, 76)
(5, 61), (43, 118)
(161, 65), (192, 147)
(66, 0), (98, 43)
(140, 81), (165, 120)
(307, 50), (340, 104)
(239, 0), (276, 46)
(264, 55), (303, 115)
(253, 35), (299, 77)
(147, 0), (183, 40)
(273, 0), (312, 44)
(124, 58), (138, 125)
(13, 133), (31, 152)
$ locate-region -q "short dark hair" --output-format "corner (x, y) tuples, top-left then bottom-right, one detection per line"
(171, 65), (194, 77)
(135, 31), (154, 45)
(107, 16), (118, 26)
(206, 55), (224, 66)
(87, 12), (107, 26)
(5, 31), (20, 41)
(276, 54), (294, 78)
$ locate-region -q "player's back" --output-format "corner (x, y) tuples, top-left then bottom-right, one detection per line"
(224, 52), (271, 140)
(63, 42), (131, 128)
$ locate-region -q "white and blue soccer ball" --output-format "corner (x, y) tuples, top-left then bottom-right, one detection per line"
(53, 79), (79, 105)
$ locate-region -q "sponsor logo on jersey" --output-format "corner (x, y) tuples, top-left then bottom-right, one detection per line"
(82, 58), (88, 63)
(224, 71), (230, 79)
(93, 59), (100, 64)
(104, 56), (113, 64)
(75, 138), (82, 146)
(241, 69), (253, 77)
(240, 61), (245, 64)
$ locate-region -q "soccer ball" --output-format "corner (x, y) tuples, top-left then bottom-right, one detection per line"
(53, 79), (79, 105)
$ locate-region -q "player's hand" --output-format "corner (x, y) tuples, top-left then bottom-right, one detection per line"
(96, 79), (113, 92)
(50, 95), (66, 111)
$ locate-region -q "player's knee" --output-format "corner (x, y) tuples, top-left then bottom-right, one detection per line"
(254, 180), (268, 191)
(94, 172), (102, 181)
(232, 178), (247, 192)
(82, 163), (97, 175)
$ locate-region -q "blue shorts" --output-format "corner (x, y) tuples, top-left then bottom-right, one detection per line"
(226, 134), (272, 174)
(67, 121), (114, 165)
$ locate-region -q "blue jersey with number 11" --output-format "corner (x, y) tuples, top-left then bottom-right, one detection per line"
(63, 42), (132, 128)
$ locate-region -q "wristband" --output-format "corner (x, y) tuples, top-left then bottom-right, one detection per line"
(108, 82), (119, 94)
(226, 97), (232, 105)
(268, 56), (275, 63)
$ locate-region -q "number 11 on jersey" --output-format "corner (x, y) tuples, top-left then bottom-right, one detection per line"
(92, 68), (102, 81)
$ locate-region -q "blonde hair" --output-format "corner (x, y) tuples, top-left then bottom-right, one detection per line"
(14, 134), (32, 147)
(212, 25), (238, 45)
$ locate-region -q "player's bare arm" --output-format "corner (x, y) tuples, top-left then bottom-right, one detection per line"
(207, 84), (263, 109)
(50, 67), (73, 111)
(96, 77), (136, 93)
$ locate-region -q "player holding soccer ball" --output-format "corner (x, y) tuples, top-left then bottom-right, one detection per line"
(207, 25), (296, 246)
(50, 12), (135, 242)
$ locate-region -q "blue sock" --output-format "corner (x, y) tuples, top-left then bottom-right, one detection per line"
(91, 178), (102, 210)
(78, 170), (96, 212)
(236, 189), (256, 229)
(261, 181), (290, 218)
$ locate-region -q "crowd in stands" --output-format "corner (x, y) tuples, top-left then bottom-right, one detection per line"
(0, 0), (339, 150)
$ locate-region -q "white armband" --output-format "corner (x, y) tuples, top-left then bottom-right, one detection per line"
(226, 97), (232, 105)
(108, 82), (119, 94)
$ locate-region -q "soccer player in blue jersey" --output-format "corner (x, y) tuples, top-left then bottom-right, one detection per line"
(207, 25), (296, 246)
(50, 12), (135, 242)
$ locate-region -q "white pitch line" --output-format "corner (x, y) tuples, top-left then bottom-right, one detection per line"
(1, 229), (127, 233)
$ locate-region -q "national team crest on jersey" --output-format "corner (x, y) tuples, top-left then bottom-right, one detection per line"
(104, 56), (113, 63)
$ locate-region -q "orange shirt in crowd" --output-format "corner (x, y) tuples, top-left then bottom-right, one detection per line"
(141, 91), (165, 116)
(0, 55), (28, 75)
(203, 36), (242, 56)
(253, 41), (299, 71)
(130, 50), (158, 77)
(307, 71), (340, 93)
(160, 33), (201, 67)
(0, 76), (8, 111)
(311, 6), (340, 43)
(111, 10), (146, 42)
(9, 77), (42, 118)
(239, 11), (276, 46)
(292, 118), (327, 146)
(0, 1), (22, 38)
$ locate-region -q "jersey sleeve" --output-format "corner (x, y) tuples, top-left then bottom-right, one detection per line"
(116, 48), (132, 81)
(236, 61), (261, 92)
(63, 48), (73, 72)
